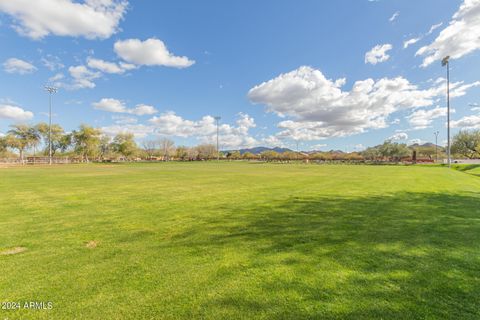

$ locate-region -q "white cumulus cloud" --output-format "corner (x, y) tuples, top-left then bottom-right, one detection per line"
(409, 138), (426, 145)
(41, 54), (64, 71)
(365, 44), (392, 65)
(101, 113), (258, 148)
(310, 143), (327, 150)
(403, 37), (421, 49)
(68, 65), (101, 89)
(3, 58), (37, 74)
(53, 58), (137, 90)
(0, 0), (127, 39)
(407, 106), (449, 129)
(92, 98), (158, 115)
(50, 65), (104, 90)
(149, 112), (257, 149)
(114, 38), (195, 68)
(451, 107), (480, 129)
(130, 104), (157, 116)
(93, 98), (127, 113)
(416, 0), (480, 67)
(149, 112), (216, 138)
(389, 132), (409, 141)
(101, 124), (154, 138)
(427, 22), (443, 35)
(48, 73), (64, 82)
(112, 115), (138, 125)
(87, 57), (135, 74)
(402, 22), (443, 50)
(0, 104), (34, 121)
(248, 66), (479, 141)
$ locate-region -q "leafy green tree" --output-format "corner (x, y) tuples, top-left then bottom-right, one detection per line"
(378, 140), (411, 161)
(35, 122), (66, 156)
(7, 124), (33, 162)
(242, 152), (257, 160)
(414, 146), (438, 160)
(260, 150), (280, 161)
(112, 133), (137, 159)
(310, 152), (323, 160)
(227, 150), (241, 160)
(310, 152), (331, 161)
(394, 144), (411, 160)
(5, 135), (24, 161)
(72, 125), (101, 162)
(27, 126), (41, 157)
(58, 133), (72, 153)
(283, 151), (300, 161)
(281, 151), (292, 161)
(362, 147), (381, 161)
(451, 130), (480, 159)
(98, 135), (114, 160)
(0, 136), (7, 155)
(175, 146), (189, 160)
(345, 152), (363, 161)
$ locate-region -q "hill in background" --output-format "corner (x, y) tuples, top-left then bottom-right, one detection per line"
(225, 143), (444, 155)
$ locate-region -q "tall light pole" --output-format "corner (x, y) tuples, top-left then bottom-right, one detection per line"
(214, 116), (221, 161)
(44, 86), (57, 165)
(434, 131), (439, 162)
(441, 56), (450, 167)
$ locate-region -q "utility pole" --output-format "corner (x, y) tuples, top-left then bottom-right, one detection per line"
(442, 56), (450, 167)
(214, 116), (221, 161)
(44, 86), (58, 165)
(434, 131), (439, 162)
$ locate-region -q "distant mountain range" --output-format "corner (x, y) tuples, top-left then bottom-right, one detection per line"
(305, 149), (345, 154)
(225, 143), (443, 155)
(225, 147), (347, 155)
(225, 147), (293, 155)
(409, 143), (443, 149)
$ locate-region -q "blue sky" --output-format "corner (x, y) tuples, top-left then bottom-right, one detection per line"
(0, 0), (479, 151)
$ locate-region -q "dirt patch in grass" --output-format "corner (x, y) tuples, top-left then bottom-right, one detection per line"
(0, 247), (27, 255)
(86, 241), (99, 249)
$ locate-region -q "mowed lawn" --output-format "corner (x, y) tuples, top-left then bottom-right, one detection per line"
(1, 163), (480, 319)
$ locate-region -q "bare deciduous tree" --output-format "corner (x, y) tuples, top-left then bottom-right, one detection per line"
(158, 138), (175, 161)
(195, 144), (216, 160)
(142, 140), (158, 159)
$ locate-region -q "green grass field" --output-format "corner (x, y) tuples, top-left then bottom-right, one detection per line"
(1, 162), (480, 319)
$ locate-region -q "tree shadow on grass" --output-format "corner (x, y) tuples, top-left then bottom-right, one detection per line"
(167, 192), (480, 319)
(453, 164), (480, 177)
(453, 164), (480, 172)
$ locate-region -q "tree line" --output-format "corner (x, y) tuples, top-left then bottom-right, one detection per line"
(359, 130), (480, 161)
(1, 122), (478, 162)
(0, 123), (220, 162)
